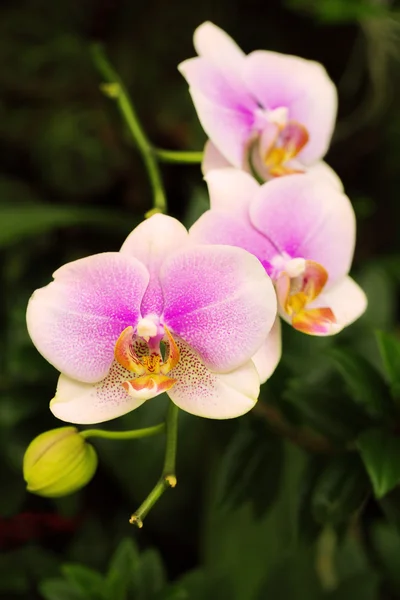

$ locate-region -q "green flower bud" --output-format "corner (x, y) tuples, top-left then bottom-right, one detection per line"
(23, 427), (98, 497)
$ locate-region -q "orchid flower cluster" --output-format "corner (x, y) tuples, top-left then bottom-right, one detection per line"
(23, 22), (367, 526)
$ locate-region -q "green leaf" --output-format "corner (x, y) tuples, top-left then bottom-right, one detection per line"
(0, 204), (134, 247)
(329, 347), (393, 419)
(255, 551), (322, 600)
(371, 521), (400, 593)
(39, 578), (85, 600)
(106, 538), (140, 600)
(326, 572), (380, 600)
(61, 564), (105, 597)
(311, 455), (370, 525)
(283, 375), (371, 443)
(296, 457), (326, 543)
(376, 330), (400, 399)
(357, 428), (400, 498)
(216, 418), (284, 518)
(138, 549), (166, 599)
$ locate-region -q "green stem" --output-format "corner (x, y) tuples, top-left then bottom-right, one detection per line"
(154, 149), (203, 164)
(80, 423), (165, 441)
(130, 402), (179, 528)
(91, 44), (167, 214)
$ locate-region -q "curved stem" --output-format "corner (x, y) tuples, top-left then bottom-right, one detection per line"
(130, 401), (179, 527)
(91, 44), (167, 214)
(80, 423), (165, 441)
(154, 149), (203, 164)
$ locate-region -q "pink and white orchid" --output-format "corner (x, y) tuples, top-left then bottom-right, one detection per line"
(190, 169), (367, 337)
(179, 22), (341, 187)
(26, 214), (278, 424)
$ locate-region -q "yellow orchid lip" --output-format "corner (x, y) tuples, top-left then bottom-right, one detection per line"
(114, 324), (180, 397)
(276, 260), (337, 335)
(264, 120), (309, 177)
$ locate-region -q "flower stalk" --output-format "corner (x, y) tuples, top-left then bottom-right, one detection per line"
(153, 149), (203, 164)
(130, 401), (179, 528)
(91, 43), (167, 215)
(81, 423), (165, 441)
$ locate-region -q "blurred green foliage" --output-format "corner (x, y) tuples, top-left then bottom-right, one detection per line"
(1, 0), (400, 598)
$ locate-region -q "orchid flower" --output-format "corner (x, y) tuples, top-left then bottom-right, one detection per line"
(190, 169), (367, 336)
(179, 22), (341, 188)
(26, 215), (278, 424)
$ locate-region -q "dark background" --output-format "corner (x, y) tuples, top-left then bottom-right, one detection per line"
(1, 0), (400, 598)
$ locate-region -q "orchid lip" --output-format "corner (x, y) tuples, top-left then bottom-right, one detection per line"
(275, 259), (337, 335)
(114, 325), (180, 398)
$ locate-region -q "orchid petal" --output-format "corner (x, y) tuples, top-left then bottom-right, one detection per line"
(305, 161), (344, 192)
(167, 338), (259, 419)
(194, 21), (245, 65)
(251, 317), (282, 383)
(178, 58), (256, 167)
(244, 50), (337, 163)
(309, 276), (367, 331)
(250, 174), (356, 284)
(120, 215), (189, 316)
(189, 209), (274, 272)
(202, 140), (232, 175)
(27, 253), (149, 383)
(50, 361), (149, 424)
(205, 167), (260, 214)
(161, 245), (277, 372)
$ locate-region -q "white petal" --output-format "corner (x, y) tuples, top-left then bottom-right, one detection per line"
(194, 21), (245, 65)
(251, 318), (282, 383)
(167, 338), (260, 419)
(311, 275), (368, 332)
(202, 140), (232, 175)
(50, 360), (148, 425)
(305, 161), (344, 192)
(205, 167), (260, 215)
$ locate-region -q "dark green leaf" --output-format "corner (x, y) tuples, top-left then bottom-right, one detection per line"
(311, 454), (370, 524)
(61, 564), (105, 596)
(0, 204), (134, 247)
(137, 549), (166, 599)
(217, 418), (284, 518)
(255, 551), (322, 600)
(283, 375), (371, 443)
(106, 538), (140, 600)
(39, 578), (85, 600)
(326, 572), (380, 600)
(372, 521), (400, 593)
(357, 428), (400, 498)
(296, 457), (326, 543)
(376, 330), (400, 399)
(329, 347), (393, 419)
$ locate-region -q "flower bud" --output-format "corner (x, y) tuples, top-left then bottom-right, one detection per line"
(23, 427), (98, 497)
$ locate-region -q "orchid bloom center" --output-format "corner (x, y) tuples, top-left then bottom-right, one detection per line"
(275, 259), (337, 335)
(253, 106), (309, 178)
(114, 324), (180, 399)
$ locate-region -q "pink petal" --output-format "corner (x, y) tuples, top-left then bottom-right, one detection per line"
(167, 338), (259, 419)
(50, 360), (148, 424)
(120, 215), (189, 316)
(251, 317), (282, 383)
(250, 174), (356, 284)
(27, 253), (149, 383)
(244, 51), (337, 163)
(178, 57), (256, 167)
(160, 245), (277, 372)
(189, 209), (274, 271)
